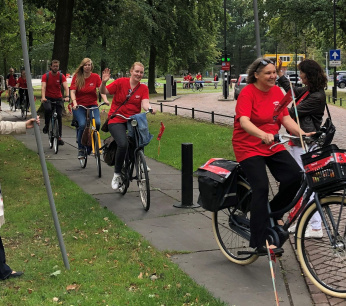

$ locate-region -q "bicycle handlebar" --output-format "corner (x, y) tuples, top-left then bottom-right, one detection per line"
(110, 109), (153, 120)
(76, 102), (107, 110)
(269, 133), (318, 150)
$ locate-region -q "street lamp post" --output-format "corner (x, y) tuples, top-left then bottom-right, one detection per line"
(40, 59), (44, 75)
(333, 0), (337, 103)
(325, 52), (329, 78)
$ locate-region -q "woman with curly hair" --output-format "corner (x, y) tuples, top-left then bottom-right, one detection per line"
(277, 59), (327, 238)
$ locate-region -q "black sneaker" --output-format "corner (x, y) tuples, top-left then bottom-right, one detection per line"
(43, 125), (48, 134)
(58, 138), (64, 145)
(78, 150), (85, 159)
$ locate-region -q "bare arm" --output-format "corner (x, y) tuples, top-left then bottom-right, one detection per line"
(141, 99), (156, 114)
(70, 89), (77, 109)
(100, 93), (109, 105)
(41, 82), (47, 102)
(62, 81), (69, 101)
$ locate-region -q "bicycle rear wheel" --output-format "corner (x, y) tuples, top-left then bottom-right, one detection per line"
(9, 96), (14, 111)
(136, 150), (150, 211)
(79, 147), (87, 168)
(212, 181), (258, 265)
(53, 119), (59, 154)
(21, 100), (26, 119)
(296, 195), (346, 298)
(93, 132), (101, 178)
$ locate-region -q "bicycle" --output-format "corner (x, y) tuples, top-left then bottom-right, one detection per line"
(191, 81), (203, 92)
(76, 103), (106, 177)
(47, 99), (63, 154)
(112, 111), (152, 211)
(19, 88), (29, 119)
(205, 134), (346, 298)
(8, 87), (17, 111)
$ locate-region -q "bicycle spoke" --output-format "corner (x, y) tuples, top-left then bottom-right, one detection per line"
(297, 197), (346, 297)
(137, 150), (150, 211)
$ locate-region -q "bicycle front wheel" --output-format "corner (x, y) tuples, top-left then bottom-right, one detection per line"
(48, 121), (53, 149)
(296, 195), (346, 298)
(212, 181), (258, 265)
(136, 150), (150, 211)
(53, 119), (59, 154)
(9, 96), (14, 111)
(93, 132), (101, 178)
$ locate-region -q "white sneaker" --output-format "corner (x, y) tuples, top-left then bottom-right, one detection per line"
(305, 226), (323, 239)
(111, 173), (122, 190)
(288, 223), (296, 233)
(147, 165), (151, 172)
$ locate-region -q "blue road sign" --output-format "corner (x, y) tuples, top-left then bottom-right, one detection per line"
(330, 49), (341, 61)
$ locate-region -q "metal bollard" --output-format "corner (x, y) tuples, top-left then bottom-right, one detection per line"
(172, 80), (177, 96)
(164, 84), (167, 100)
(174, 143), (199, 208)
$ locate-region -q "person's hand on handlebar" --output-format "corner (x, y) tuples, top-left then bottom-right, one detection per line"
(148, 107), (156, 115)
(102, 99), (110, 106)
(260, 132), (274, 145)
(63, 97), (70, 102)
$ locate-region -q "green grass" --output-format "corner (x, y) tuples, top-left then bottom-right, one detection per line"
(0, 136), (225, 305)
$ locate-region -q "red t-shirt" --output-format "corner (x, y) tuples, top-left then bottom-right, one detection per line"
(41, 71), (66, 98)
(70, 73), (101, 106)
(7, 74), (17, 87)
(17, 77), (27, 89)
(232, 84), (289, 162)
(106, 78), (149, 124)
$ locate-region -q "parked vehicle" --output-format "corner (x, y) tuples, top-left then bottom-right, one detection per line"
(234, 74), (248, 100)
(337, 74), (346, 88)
(288, 74), (302, 87)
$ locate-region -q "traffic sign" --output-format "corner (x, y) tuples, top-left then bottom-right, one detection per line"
(330, 49), (341, 60)
(221, 62), (230, 71)
(329, 49), (341, 67)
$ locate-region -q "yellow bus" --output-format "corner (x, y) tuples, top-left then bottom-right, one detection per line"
(264, 53), (305, 72)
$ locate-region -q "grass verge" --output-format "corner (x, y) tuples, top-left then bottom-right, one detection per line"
(0, 136), (225, 305)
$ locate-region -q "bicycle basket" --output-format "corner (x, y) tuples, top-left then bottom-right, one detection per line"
(302, 144), (346, 192)
(195, 158), (238, 212)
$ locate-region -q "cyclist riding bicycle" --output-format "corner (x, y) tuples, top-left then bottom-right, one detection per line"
(100, 61), (156, 191)
(6, 68), (17, 106)
(232, 57), (314, 255)
(16, 70), (29, 112)
(41, 60), (69, 145)
(70, 58), (109, 159)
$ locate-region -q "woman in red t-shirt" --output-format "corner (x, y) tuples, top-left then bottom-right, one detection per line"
(16, 70), (29, 111)
(232, 57), (313, 255)
(100, 62), (156, 190)
(70, 58), (109, 159)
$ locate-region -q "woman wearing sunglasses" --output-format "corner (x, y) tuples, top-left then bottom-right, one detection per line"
(232, 57), (312, 255)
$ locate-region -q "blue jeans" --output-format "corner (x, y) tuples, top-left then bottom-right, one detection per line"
(73, 106), (100, 150)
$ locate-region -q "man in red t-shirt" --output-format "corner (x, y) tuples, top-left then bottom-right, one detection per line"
(41, 60), (69, 145)
(6, 68), (17, 105)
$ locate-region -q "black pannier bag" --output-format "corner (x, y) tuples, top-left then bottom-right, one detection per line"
(195, 158), (238, 212)
(102, 136), (117, 166)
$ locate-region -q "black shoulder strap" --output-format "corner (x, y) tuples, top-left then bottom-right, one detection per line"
(325, 103), (332, 119)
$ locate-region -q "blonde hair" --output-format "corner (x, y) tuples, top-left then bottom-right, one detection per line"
(73, 58), (94, 91)
(130, 62), (144, 71)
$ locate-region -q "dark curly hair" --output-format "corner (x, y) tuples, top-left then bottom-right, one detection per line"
(298, 59), (327, 92)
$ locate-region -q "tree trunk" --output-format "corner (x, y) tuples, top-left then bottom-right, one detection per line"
(101, 35), (107, 75)
(51, 0), (75, 75)
(148, 43), (157, 94)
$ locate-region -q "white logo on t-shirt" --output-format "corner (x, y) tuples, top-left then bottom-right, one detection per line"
(273, 101), (279, 106)
(90, 83), (94, 86)
(135, 95), (140, 99)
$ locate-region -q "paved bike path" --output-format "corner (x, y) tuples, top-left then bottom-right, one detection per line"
(2, 100), (315, 306)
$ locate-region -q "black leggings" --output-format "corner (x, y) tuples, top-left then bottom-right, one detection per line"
(239, 150), (302, 248)
(109, 122), (128, 174)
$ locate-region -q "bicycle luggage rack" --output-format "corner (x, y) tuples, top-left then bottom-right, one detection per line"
(302, 144), (346, 192)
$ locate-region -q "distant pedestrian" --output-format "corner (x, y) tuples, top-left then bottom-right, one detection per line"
(214, 73), (219, 89)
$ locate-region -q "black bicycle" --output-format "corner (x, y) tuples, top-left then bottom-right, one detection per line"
(114, 111), (152, 211)
(8, 87), (17, 111)
(47, 100), (62, 154)
(203, 134), (346, 297)
(19, 88), (29, 119)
